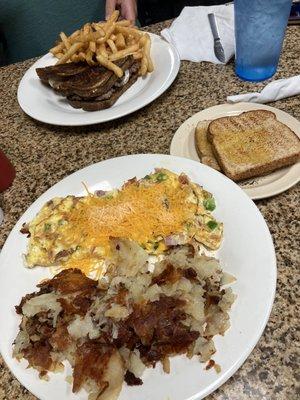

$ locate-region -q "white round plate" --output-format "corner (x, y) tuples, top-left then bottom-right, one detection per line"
(0, 154), (276, 400)
(17, 33), (180, 126)
(170, 102), (300, 200)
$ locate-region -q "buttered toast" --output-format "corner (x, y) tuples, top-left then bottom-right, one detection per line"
(207, 110), (300, 182)
(194, 120), (221, 171)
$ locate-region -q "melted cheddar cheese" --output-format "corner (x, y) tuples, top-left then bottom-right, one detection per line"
(24, 169), (223, 276)
(65, 181), (196, 254)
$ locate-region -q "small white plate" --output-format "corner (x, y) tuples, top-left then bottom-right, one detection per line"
(170, 103), (300, 200)
(17, 33), (180, 126)
(0, 154), (276, 400)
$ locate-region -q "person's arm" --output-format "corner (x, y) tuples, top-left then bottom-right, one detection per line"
(105, 0), (137, 23)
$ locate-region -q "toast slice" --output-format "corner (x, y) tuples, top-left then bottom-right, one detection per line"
(207, 110), (300, 182)
(194, 120), (221, 171)
(67, 71), (139, 111)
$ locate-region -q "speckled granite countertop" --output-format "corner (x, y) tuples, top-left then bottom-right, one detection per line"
(0, 20), (299, 400)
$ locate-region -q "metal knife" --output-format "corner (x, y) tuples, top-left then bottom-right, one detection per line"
(208, 13), (226, 63)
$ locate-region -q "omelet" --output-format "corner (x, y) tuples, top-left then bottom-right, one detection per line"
(22, 169), (223, 275)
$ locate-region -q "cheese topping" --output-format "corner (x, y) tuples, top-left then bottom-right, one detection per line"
(25, 169), (222, 277)
(64, 181), (197, 255)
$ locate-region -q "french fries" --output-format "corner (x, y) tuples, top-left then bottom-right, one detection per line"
(115, 33), (126, 49)
(60, 32), (71, 50)
(115, 20), (131, 27)
(89, 41), (96, 53)
(78, 51), (87, 61)
(107, 10), (120, 24)
(93, 25), (105, 36)
(139, 56), (148, 76)
(133, 50), (143, 60)
(107, 39), (118, 54)
(56, 42), (83, 65)
(115, 26), (141, 39)
(83, 23), (90, 36)
(70, 29), (80, 39)
(50, 14), (154, 77)
(108, 44), (139, 61)
(144, 33), (154, 73)
(86, 50), (96, 66)
(96, 54), (123, 78)
(50, 42), (64, 54)
(98, 43), (109, 59)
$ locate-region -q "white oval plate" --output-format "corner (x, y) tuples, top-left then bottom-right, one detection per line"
(170, 103), (300, 200)
(17, 33), (180, 126)
(0, 154), (276, 400)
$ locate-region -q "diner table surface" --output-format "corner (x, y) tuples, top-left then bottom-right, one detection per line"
(0, 20), (299, 400)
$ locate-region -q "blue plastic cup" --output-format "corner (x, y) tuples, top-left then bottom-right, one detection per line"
(234, 0), (292, 81)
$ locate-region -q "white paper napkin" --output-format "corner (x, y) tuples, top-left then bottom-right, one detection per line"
(227, 75), (300, 104)
(161, 4), (235, 64)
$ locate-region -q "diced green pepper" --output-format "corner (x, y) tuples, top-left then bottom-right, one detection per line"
(203, 197), (216, 211)
(206, 220), (218, 231)
(44, 223), (51, 232)
(156, 172), (167, 182)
